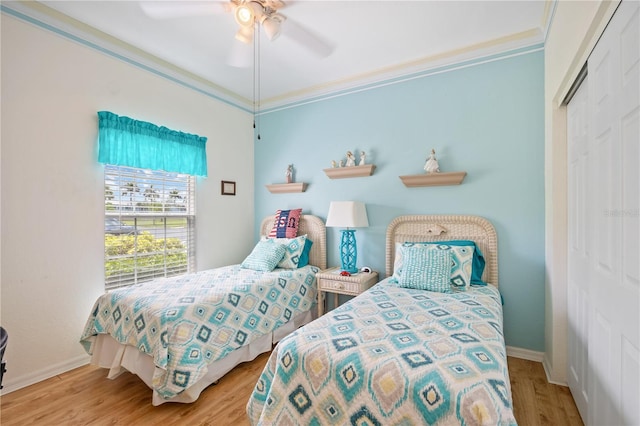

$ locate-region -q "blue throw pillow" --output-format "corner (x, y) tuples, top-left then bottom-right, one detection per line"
(391, 242), (474, 291)
(391, 240), (487, 286)
(298, 238), (313, 267)
(397, 246), (453, 292)
(241, 239), (286, 271)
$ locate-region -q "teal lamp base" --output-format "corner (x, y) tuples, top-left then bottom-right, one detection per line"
(339, 229), (359, 274)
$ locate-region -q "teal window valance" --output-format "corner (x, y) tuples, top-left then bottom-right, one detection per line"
(97, 111), (208, 177)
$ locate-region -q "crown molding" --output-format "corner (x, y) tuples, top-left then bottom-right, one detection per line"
(3, 1), (545, 114)
(1, 1), (253, 111)
(260, 31), (544, 112)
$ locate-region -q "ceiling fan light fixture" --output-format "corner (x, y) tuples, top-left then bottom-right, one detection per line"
(235, 25), (254, 44)
(234, 2), (263, 27)
(235, 5), (253, 26)
(261, 14), (285, 41)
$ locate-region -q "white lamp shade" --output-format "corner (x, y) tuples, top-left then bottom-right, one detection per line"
(326, 201), (369, 228)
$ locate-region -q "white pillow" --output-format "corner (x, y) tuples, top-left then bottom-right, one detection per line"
(262, 234), (307, 269)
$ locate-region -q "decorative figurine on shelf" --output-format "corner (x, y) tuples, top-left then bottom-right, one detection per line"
(424, 149), (440, 173)
(359, 151), (366, 165)
(331, 160), (337, 168)
(345, 151), (356, 167)
(339, 160), (345, 167)
(286, 164), (293, 183)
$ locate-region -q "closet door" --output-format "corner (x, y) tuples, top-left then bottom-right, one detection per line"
(587, 2), (639, 424)
(568, 1), (639, 424)
(567, 78), (590, 421)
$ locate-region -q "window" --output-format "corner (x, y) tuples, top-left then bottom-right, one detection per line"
(104, 165), (195, 290)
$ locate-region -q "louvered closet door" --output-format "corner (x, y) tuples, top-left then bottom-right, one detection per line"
(573, 1), (639, 425)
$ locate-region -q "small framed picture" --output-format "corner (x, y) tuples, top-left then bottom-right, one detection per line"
(221, 180), (236, 196)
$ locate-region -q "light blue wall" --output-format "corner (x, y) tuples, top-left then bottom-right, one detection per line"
(254, 49), (545, 351)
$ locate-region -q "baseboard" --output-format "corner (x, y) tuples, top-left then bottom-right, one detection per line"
(542, 355), (568, 386)
(0, 347), (563, 394)
(506, 345), (545, 362)
(0, 354), (91, 395)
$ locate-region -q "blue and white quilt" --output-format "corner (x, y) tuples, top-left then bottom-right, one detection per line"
(247, 279), (517, 425)
(80, 264), (318, 401)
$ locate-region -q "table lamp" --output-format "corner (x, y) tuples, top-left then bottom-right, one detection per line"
(325, 201), (369, 274)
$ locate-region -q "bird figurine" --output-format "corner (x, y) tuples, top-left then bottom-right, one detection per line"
(424, 149), (440, 173)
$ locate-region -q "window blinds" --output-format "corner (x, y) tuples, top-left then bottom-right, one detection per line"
(104, 165), (195, 290)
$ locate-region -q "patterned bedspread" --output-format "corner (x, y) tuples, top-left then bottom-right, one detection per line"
(80, 264), (318, 401)
(247, 279), (517, 425)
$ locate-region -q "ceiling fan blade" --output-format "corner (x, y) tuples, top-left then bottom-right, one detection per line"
(139, 1), (227, 19)
(280, 18), (334, 58)
(227, 40), (254, 68)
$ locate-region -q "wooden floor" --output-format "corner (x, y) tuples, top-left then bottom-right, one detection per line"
(507, 357), (583, 426)
(1, 355), (583, 425)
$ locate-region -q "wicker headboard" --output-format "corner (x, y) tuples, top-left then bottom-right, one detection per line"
(260, 214), (327, 270)
(385, 215), (498, 287)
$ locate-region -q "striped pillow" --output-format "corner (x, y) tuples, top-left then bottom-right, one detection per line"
(268, 209), (302, 238)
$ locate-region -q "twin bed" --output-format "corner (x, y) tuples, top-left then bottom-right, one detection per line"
(80, 214), (326, 405)
(81, 214), (516, 424)
(246, 215), (516, 425)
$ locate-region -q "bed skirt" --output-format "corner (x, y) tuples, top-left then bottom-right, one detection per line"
(89, 308), (316, 405)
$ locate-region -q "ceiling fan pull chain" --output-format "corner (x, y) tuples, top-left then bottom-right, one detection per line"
(255, 19), (261, 141)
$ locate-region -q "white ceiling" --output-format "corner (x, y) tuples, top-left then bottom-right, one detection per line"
(4, 1), (550, 110)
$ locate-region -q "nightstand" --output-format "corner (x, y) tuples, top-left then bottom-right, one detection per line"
(316, 267), (379, 316)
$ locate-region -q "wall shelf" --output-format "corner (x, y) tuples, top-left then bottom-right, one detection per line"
(265, 182), (307, 193)
(399, 171), (467, 187)
(323, 164), (376, 179)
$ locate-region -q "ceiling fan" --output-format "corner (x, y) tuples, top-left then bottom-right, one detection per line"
(230, 0), (286, 43)
(140, 0), (334, 64)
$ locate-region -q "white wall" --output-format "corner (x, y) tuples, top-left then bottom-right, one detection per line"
(0, 15), (254, 392)
(544, 0), (619, 384)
